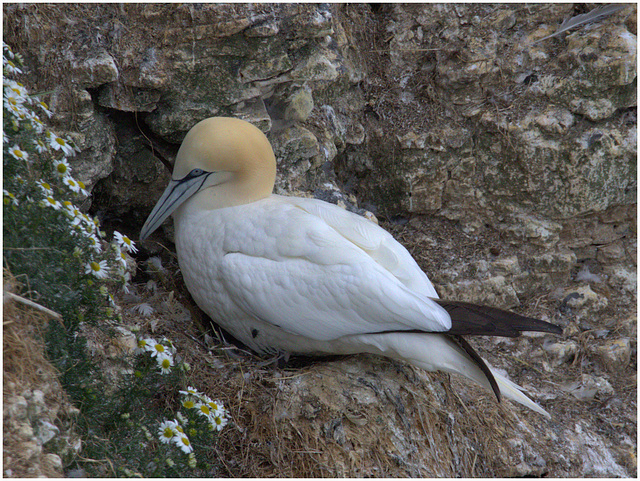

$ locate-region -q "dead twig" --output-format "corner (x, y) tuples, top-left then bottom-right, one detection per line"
(4, 291), (64, 323)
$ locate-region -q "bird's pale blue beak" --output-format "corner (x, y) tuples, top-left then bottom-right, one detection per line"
(140, 169), (222, 241)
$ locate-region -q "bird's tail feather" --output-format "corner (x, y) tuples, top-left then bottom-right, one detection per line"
(344, 331), (550, 417)
(491, 370), (550, 417)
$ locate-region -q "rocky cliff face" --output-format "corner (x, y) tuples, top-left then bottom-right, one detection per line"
(3, 3), (636, 477)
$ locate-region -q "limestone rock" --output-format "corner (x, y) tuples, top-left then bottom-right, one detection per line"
(542, 340), (579, 367)
(561, 285), (608, 311)
(596, 338), (631, 372)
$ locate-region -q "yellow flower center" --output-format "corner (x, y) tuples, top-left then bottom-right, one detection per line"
(161, 358), (171, 369)
(90, 261), (101, 272)
(57, 163), (67, 174)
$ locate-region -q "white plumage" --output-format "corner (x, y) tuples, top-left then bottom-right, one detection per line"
(140, 117), (562, 417)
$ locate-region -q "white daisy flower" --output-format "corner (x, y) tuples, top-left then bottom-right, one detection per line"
(64, 203), (83, 226)
(4, 59), (21, 75)
(33, 138), (47, 153)
(207, 399), (225, 417)
(15, 109), (31, 125)
(92, 217), (102, 236)
(4, 101), (21, 119)
(8, 144), (28, 162)
(62, 175), (81, 193)
(179, 386), (201, 397)
(135, 337), (155, 355)
(175, 412), (187, 426)
(3, 190), (18, 206)
(87, 234), (102, 253)
(107, 293), (117, 307)
(76, 179), (89, 197)
(121, 274), (132, 294)
(4, 94), (19, 113)
(158, 420), (179, 444)
(174, 434), (193, 454)
(143, 338), (158, 353)
(149, 340), (168, 358)
(195, 402), (212, 419)
(85, 260), (109, 279)
(4, 82), (27, 102)
(182, 397), (196, 410)
(53, 158), (71, 177)
(27, 112), (45, 133)
(41, 196), (62, 210)
(3, 42), (14, 58)
(113, 231), (138, 253)
(160, 337), (176, 355)
(114, 246), (128, 269)
(157, 353), (174, 374)
(36, 180), (53, 196)
(35, 99), (52, 118)
(77, 216), (95, 238)
(211, 414), (228, 431)
(47, 132), (75, 156)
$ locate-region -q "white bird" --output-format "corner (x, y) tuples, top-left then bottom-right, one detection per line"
(140, 117), (562, 417)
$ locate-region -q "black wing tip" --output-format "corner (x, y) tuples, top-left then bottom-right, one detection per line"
(436, 299), (564, 337)
(542, 322), (564, 336)
(450, 335), (501, 403)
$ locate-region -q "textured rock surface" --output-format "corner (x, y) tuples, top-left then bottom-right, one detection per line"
(3, 3), (636, 477)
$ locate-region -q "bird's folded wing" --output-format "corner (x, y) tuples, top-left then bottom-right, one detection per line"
(220, 253), (450, 341)
(284, 196), (439, 298)
(218, 201), (452, 341)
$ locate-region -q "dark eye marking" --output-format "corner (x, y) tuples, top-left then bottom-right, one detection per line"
(176, 168), (208, 182)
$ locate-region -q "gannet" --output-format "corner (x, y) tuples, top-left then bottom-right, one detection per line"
(140, 117), (563, 416)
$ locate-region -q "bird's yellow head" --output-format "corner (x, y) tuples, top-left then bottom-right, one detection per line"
(140, 117), (277, 240)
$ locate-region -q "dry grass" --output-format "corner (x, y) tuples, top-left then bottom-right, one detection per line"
(3, 270), (71, 478)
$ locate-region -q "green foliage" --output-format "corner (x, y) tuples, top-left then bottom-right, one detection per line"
(3, 42), (229, 477)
